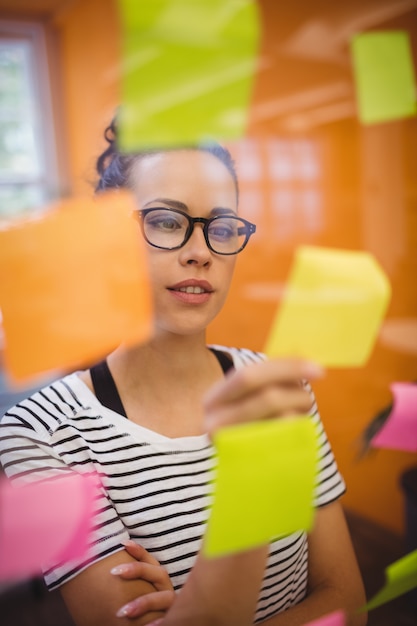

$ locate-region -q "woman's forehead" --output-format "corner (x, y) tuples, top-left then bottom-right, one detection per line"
(132, 150), (231, 180)
(131, 150), (237, 202)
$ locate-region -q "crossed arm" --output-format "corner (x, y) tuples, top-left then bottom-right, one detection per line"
(107, 500), (367, 626)
(60, 498), (366, 626)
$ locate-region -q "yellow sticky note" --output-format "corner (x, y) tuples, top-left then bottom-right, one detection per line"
(204, 417), (317, 557)
(118, 0), (260, 150)
(0, 192), (153, 382)
(363, 549), (417, 611)
(264, 246), (391, 368)
(350, 31), (417, 125)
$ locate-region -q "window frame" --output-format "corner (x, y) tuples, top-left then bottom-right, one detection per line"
(0, 18), (61, 215)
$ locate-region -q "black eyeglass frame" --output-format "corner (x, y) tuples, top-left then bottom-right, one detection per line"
(137, 208), (256, 256)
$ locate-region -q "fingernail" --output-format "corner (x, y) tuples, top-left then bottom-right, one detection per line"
(303, 362), (325, 378)
(116, 603), (134, 618)
(120, 538), (136, 547)
(110, 564), (131, 575)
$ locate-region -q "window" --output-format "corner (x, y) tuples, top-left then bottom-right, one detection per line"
(0, 20), (59, 219)
(232, 137), (323, 243)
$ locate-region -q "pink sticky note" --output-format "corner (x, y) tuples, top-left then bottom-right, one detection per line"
(0, 474), (96, 581)
(371, 383), (417, 453)
(303, 610), (345, 626)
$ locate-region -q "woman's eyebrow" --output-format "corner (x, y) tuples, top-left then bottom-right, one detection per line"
(145, 197), (188, 211)
(212, 207), (237, 217)
(144, 198), (237, 216)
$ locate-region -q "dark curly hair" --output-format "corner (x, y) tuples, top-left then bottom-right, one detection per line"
(95, 117), (239, 202)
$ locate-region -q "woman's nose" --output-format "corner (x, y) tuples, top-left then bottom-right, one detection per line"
(178, 223), (212, 266)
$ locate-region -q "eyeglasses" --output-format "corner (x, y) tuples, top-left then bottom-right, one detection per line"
(137, 208), (256, 255)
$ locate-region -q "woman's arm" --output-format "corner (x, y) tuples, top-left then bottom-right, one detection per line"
(60, 548), (168, 626)
(202, 359), (367, 624)
(134, 504), (367, 626)
(262, 501), (367, 626)
(109, 542), (175, 620)
(115, 504), (367, 626)
(150, 544), (269, 626)
(111, 543), (267, 625)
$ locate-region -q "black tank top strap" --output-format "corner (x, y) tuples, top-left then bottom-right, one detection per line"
(209, 348), (234, 374)
(90, 360), (127, 418)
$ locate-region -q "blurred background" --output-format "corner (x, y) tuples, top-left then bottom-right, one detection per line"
(0, 0), (416, 624)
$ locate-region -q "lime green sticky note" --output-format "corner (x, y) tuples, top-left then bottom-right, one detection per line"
(350, 31), (417, 125)
(204, 417), (317, 558)
(264, 246), (391, 368)
(363, 549), (417, 611)
(117, 0), (260, 150)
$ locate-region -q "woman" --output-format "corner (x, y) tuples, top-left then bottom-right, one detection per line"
(0, 120), (366, 626)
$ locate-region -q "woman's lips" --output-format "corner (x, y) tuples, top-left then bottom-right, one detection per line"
(167, 280), (214, 304)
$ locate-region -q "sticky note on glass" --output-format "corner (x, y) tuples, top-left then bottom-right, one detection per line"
(303, 610), (345, 626)
(350, 31), (417, 125)
(371, 383), (417, 453)
(0, 192), (153, 382)
(117, 0), (260, 150)
(204, 417), (317, 557)
(363, 549), (417, 611)
(0, 474), (96, 581)
(264, 246), (391, 367)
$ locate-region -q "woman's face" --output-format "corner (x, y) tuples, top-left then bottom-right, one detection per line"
(131, 150), (238, 338)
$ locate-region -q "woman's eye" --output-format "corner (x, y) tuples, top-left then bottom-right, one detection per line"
(210, 224), (236, 240)
(148, 215), (182, 231)
(160, 219), (179, 230)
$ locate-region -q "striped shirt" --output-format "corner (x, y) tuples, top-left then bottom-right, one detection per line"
(0, 346), (345, 623)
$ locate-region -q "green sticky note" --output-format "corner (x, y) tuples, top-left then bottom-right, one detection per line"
(117, 0), (260, 150)
(363, 549), (417, 611)
(204, 417), (317, 558)
(350, 31), (417, 124)
(264, 246), (391, 368)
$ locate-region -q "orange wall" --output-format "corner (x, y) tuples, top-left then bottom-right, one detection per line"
(55, 0), (417, 534)
(54, 0), (121, 195)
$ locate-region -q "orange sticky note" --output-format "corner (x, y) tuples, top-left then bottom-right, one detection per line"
(0, 192), (153, 382)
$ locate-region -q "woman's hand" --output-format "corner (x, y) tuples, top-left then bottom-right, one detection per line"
(203, 358), (324, 435)
(111, 540), (175, 620)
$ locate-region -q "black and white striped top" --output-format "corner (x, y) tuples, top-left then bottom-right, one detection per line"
(0, 346), (345, 623)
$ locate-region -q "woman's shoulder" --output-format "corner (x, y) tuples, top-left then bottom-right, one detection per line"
(0, 372), (88, 435)
(208, 345), (267, 368)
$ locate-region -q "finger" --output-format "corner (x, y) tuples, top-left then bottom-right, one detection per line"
(203, 359), (324, 410)
(111, 562), (173, 591)
(116, 590), (175, 618)
(122, 540), (161, 567)
(205, 385), (313, 434)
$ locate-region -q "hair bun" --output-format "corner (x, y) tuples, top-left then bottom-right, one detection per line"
(104, 117), (117, 146)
